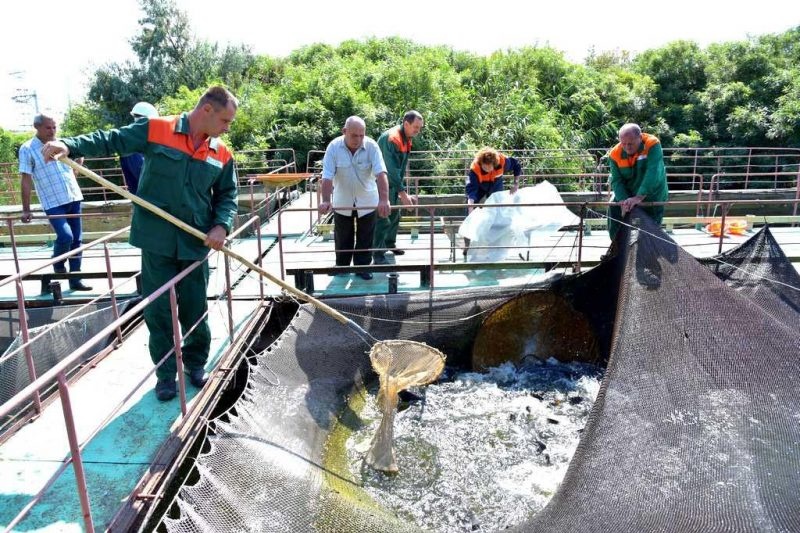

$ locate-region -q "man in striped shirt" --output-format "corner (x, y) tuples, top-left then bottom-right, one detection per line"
(19, 114), (92, 291)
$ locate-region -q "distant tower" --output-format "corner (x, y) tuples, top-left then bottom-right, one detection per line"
(8, 71), (39, 129)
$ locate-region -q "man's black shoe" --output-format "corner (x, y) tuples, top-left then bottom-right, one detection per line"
(357, 272), (373, 280)
(186, 368), (208, 388)
(69, 280), (93, 291)
(155, 379), (177, 402)
(373, 254), (389, 265)
(390, 249), (405, 255)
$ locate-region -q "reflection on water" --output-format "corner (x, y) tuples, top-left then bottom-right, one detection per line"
(346, 359), (603, 532)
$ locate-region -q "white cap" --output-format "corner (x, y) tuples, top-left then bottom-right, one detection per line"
(130, 102), (159, 119)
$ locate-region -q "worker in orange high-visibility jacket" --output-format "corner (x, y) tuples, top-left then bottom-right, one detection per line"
(607, 123), (668, 239)
(465, 148), (522, 213)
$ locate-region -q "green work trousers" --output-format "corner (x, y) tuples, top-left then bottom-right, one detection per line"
(141, 250), (210, 380)
(373, 186), (400, 256)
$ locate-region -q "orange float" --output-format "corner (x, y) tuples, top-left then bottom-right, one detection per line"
(705, 219), (747, 237)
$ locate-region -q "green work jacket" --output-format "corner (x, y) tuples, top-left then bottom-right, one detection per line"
(63, 113), (238, 260)
(608, 133), (669, 204)
(377, 125), (412, 192)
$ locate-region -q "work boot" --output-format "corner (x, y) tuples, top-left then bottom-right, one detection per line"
(373, 254), (389, 265)
(186, 368), (208, 388)
(390, 248), (405, 255)
(155, 379), (177, 401)
(357, 271), (373, 280)
(69, 280), (93, 291)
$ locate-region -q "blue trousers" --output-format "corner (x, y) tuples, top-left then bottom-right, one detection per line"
(45, 201), (83, 273)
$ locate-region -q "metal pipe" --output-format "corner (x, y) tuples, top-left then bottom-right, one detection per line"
(8, 219), (42, 413)
(170, 287), (188, 416)
(224, 254), (234, 342)
(428, 207), (435, 290)
(57, 371), (95, 533)
(103, 242), (123, 346)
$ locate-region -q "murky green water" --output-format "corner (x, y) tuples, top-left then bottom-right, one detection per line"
(346, 359), (603, 532)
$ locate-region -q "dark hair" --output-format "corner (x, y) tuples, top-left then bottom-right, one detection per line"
(403, 110), (423, 124)
(198, 86), (239, 110)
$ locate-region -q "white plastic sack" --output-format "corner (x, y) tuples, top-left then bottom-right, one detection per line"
(457, 181), (579, 263)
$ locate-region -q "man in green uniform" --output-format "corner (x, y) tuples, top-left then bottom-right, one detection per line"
(42, 86), (239, 401)
(607, 123), (668, 240)
(372, 110), (424, 264)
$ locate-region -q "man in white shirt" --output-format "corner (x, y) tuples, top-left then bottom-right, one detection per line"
(319, 116), (390, 280)
(19, 114), (92, 291)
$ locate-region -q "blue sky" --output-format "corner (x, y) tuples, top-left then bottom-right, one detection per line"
(2, 0), (799, 131)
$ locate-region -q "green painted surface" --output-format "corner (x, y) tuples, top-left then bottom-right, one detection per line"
(0, 300), (258, 531)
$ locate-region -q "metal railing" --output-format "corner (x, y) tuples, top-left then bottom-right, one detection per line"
(0, 215), (266, 533)
(274, 196), (800, 290)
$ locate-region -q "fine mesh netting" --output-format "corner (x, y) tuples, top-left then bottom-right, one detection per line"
(164, 209), (800, 532)
(519, 212), (800, 533)
(0, 300), (137, 425)
(366, 340), (446, 473)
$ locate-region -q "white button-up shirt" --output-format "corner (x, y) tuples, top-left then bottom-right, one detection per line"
(321, 135), (387, 217)
(18, 136), (83, 210)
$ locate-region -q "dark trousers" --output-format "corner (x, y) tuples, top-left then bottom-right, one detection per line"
(334, 210), (376, 266)
(45, 200), (83, 273)
(141, 250), (210, 380)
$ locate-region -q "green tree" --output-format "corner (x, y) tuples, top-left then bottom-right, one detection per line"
(86, 0), (254, 125)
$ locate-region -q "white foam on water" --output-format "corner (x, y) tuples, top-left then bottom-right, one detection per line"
(345, 359), (604, 532)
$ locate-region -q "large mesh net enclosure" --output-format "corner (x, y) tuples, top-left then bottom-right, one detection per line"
(1, 299), (137, 429)
(163, 209), (800, 532)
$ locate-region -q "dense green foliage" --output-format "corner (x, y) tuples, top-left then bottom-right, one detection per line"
(7, 0), (799, 171)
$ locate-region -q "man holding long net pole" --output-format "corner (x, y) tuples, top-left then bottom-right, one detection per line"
(42, 86), (239, 402)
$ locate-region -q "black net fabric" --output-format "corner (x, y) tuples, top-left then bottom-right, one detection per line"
(164, 208), (800, 532)
(523, 210), (800, 533)
(1, 300), (135, 409)
(163, 287), (527, 533)
(705, 225), (800, 329)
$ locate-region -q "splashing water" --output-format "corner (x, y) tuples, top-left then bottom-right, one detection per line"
(346, 359), (603, 532)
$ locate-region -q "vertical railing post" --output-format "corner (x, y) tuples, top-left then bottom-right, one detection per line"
(255, 216), (265, 301)
(574, 204), (586, 273)
(793, 172), (800, 219)
(308, 176), (314, 232)
(248, 178), (256, 219)
(102, 242), (123, 346)
(57, 371), (95, 533)
(169, 287), (187, 416)
(8, 219), (42, 413)
(224, 254), (234, 343)
(717, 203), (728, 255)
(428, 206), (435, 290)
(278, 210), (286, 281)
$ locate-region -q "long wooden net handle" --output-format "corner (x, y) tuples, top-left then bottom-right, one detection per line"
(59, 156), (356, 328)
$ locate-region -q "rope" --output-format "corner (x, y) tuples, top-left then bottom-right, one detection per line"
(589, 208), (800, 293)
